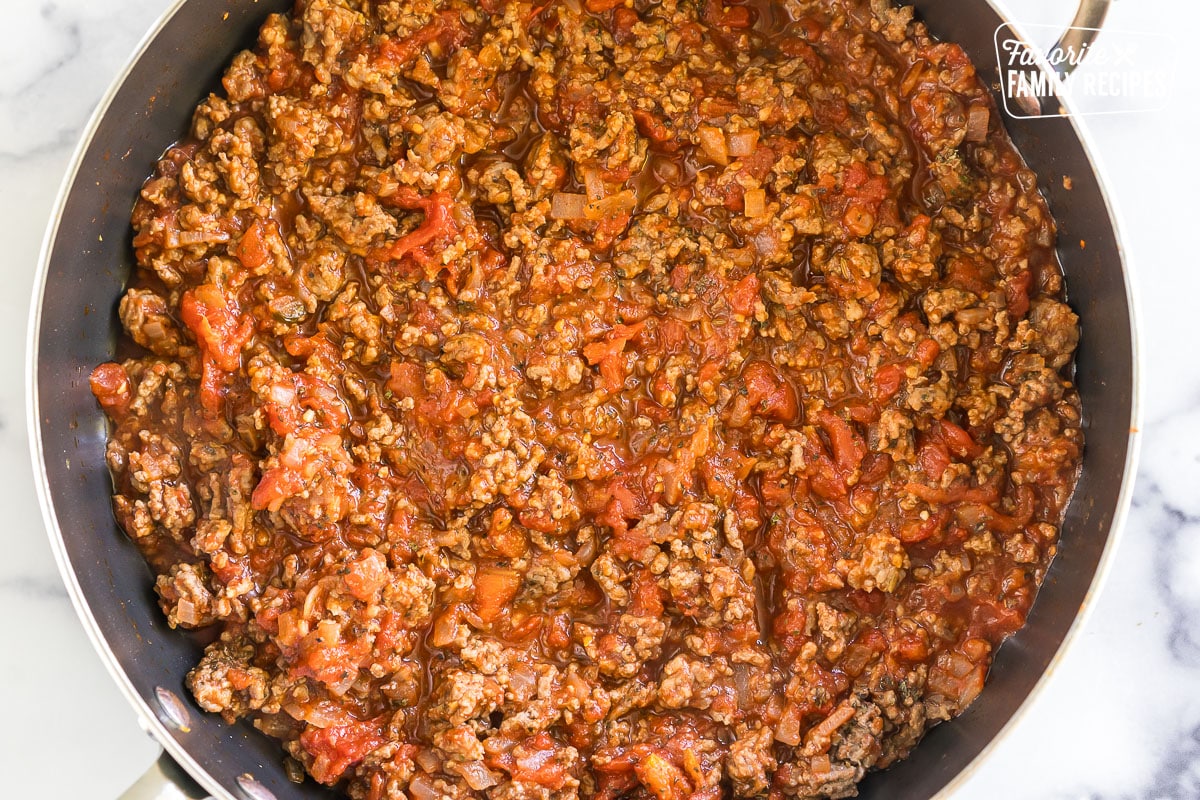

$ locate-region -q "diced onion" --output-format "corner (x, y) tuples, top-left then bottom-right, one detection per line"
(509, 663), (539, 701)
(283, 700), (354, 729)
(965, 104), (989, 142)
(697, 125), (729, 166)
(415, 748), (441, 773)
(409, 774), (440, 800)
(573, 532), (597, 566)
(430, 608), (460, 647)
(807, 702), (855, 744)
(963, 637), (990, 661)
(141, 319), (168, 342)
(582, 167), (607, 201)
(459, 762), (499, 791)
(176, 598), (197, 627)
(774, 702), (804, 746)
(727, 129), (759, 157)
(315, 618), (340, 645)
(733, 664), (753, 707)
(328, 671), (357, 697)
(652, 157), (682, 183)
(900, 59), (928, 97)
(584, 189), (637, 221)
(550, 192), (588, 220)
(302, 581), (327, 619)
(276, 609), (307, 647)
(743, 188), (766, 218)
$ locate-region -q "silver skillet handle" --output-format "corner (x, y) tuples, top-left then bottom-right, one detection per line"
(118, 751), (210, 800)
(1011, 0), (1112, 117)
(1050, 0), (1112, 83)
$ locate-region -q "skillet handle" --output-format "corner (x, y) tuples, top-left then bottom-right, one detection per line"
(1011, 0), (1113, 117)
(118, 751), (210, 800)
(1050, 0), (1112, 82)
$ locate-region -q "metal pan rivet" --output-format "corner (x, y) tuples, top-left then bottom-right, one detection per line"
(237, 774), (278, 800)
(154, 686), (192, 732)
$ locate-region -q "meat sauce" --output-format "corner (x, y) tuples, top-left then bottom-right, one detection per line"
(91, 0), (1084, 798)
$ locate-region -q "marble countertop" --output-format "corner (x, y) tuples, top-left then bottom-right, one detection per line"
(3, 1), (1196, 797)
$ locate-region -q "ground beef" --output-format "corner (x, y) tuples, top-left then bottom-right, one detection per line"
(91, 0), (1084, 798)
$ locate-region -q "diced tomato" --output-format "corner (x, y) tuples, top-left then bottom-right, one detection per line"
(779, 36), (821, 70)
(180, 282), (253, 373)
(582, 339), (621, 366)
(481, 509), (527, 558)
(372, 190), (457, 265)
(945, 255), (989, 294)
(719, 5), (754, 28)
(597, 356), (627, 392)
(632, 109), (674, 145)
(759, 472), (794, 508)
(872, 363), (904, 401)
(808, 462), (847, 500)
(655, 317), (688, 353)
(816, 409), (866, 475)
(544, 612), (572, 650)
(607, 520), (649, 557)
(893, 631), (931, 662)
(235, 219), (272, 270)
(473, 566), (522, 623)
(518, 507), (561, 534)
(299, 717), (386, 785)
(1005, 269), (1032, 319)
(904, 213), (932, 246)
(937, 419), (982, 459)
(843, 161), (889, 204)
(914, 338), (940, 368)
(262, 372), (349, 436)
(740, 361), (799, 422)
(612, 7), (640, 41)
(251, 432), (350, 513)
(197, 356), (226, 414)
(729, 273), (760, 315)
(180, 284), (248, 372)
(89, 362), (132, 419)
(917, 437), (951, 481)
(703, 0), (754, 29)
(387, 361), (425, 399)
(634, 752), (692, 800)
(342, 549), (389, 602)
(669, 263), (690, 292)
(376, 12), (467, 68)
(251, 462), (306, 512)
(488, 733), (573, 790)
(584, 322), (644, 393)
(786, 660), (849, 717)
(629, 568), (664, 617)
(904, 479), (1001, 505)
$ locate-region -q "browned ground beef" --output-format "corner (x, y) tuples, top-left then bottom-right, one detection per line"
(90, 0), (1083, 797)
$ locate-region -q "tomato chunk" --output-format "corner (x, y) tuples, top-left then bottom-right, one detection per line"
(90, 362), (132, 419)
(299, 717), (386, 785)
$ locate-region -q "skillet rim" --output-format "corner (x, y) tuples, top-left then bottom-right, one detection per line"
(25, 1), (1144, 797)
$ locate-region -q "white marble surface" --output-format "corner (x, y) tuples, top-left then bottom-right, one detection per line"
(2, 0), (1196, 797)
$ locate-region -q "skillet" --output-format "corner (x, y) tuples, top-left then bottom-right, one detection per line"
(28, 0), (1139, 797)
